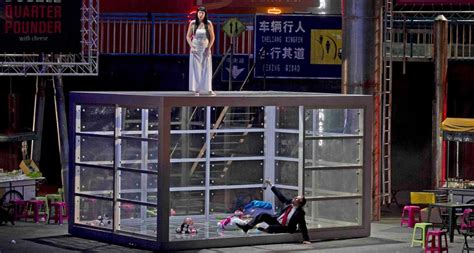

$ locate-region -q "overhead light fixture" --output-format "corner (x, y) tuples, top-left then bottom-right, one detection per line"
(267, 7), (282, 15)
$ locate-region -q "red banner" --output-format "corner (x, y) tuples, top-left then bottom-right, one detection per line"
(397, 0), (474, 4)
(100, 0), (315, 13)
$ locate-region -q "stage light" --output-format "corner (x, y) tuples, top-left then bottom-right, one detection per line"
(267, 7), (282, 15)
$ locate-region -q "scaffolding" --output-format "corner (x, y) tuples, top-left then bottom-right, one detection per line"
(381, 1), (474, 205)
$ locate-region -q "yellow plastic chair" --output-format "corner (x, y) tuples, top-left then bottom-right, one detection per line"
(410, 192), (436, 205)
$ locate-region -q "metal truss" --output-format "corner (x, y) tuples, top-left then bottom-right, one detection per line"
(0, 0), (99, 76)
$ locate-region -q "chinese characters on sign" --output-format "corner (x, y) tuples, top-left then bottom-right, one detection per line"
(254, 14), (342, 79)
(0, 0), (82, 54)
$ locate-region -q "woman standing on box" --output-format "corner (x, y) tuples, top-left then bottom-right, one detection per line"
(187, 6), (216, 96)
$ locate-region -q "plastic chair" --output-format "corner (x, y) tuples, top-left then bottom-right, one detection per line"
(49, 201), (68, 224)
(462, 212), (474, 252)
(45, 194), (63, 204)
(9, 199), (28, 221)
(425, 230), (448, 252)
(401, 205), (422, 228)
(461, 209), (474, 231)
(25, 198), (48, 223)
(411, 222), (433, 248)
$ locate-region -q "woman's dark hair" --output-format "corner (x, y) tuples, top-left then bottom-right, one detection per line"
(194, 6), (209, 38)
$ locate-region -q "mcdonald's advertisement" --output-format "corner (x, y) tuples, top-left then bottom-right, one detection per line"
(0, 0), (81, 54)
(254, 14), (342, 79)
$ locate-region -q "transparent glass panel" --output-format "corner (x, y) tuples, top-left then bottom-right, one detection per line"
(76, 135), (114, 167)
(303, 169), (362, 198)
(118, 202), (157, 237)
(304, 108), (363, 136)
(78, 105), (115, 133)
(76, 166), (113, 198)
(210, 188), (263, 213)
(210, 160), (264, 185)
(273, 188), (297, 212)
(121, 107), (142, 137)
(170, 162), (205, 187)
(170, 133), (206, 159)
(275, 161), (298, 186)
(304, 138), (362, 166)
(120, 107), (159, 138)
(211, 106), (265, 129)
(171, 106), (206, 130)
(148, 108), (159, 133)
(120, 139), (158, 171)
(276, 106), (299, 129)
(119, 170), (157, 205)
(75, 196), (113, 228)
(210, 132), (264, 157)
(275, 132), (298, 158)
(305, 199), (362, 228)
(170, 191), (205, 215)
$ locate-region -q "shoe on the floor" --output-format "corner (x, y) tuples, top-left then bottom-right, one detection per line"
(257, 227), (268, 232)
(209, 91), (216, 96)
(236, 223), (249, 233)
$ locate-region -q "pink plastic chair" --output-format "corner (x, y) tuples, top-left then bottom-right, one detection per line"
(49, 201), (68, 224)
(461, 208), (474, 231)
(25, 199), (48, 223)
(425, 230), (448, 253)
(401, 205), (422, 228)
(9, 200), (27, 221)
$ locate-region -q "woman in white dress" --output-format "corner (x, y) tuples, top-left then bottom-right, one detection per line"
(187, 6), (216, 96)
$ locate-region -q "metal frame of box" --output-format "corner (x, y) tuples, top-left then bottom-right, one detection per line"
(68, 91), (372, 251)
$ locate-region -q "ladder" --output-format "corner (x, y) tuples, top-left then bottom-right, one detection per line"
(381, 0), (393, 206)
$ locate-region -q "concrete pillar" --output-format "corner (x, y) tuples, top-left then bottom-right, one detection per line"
(433, 15), (448, 188)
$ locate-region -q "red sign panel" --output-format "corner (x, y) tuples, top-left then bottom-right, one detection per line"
(100, 0), (315, 13)
(397, 0), (474, 4)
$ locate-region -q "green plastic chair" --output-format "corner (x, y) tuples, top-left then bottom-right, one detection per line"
(411, 222), (433, 248)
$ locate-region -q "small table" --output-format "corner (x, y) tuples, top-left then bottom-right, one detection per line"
(0, 175), (44, 203)
(428, 202), (474, 242)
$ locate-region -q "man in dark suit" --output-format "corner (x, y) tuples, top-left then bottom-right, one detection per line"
(236, 179), (311, 244)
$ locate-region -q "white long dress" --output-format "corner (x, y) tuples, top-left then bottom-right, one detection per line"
(189, 23), (213, 93)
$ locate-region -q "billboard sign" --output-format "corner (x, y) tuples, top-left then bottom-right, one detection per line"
(254, 14), (342, 79)
(0, 0), (82, 54)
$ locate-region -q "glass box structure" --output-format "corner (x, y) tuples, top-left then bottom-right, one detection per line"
(68, 91), (373, 251)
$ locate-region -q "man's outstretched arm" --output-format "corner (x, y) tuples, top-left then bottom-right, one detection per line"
(265, 180), (291, 204)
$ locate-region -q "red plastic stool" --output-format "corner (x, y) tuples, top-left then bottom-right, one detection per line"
(9, 200), (27, 220)
(425, 230), (448, 252)
(401, 205), (422, 228)
(49, 202), (68, 224)
(25, 199), (48, 223)
(121, 203), (135, 218)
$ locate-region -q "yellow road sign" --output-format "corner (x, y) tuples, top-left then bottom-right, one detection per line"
(310, 29), (342, 65)
(222, 18), (246, 38)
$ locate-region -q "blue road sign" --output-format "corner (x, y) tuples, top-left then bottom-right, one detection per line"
(221, 54), (250, 82)
(254, 14), (342, 79)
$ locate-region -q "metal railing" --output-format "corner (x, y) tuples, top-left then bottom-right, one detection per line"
(388, 15), (474, 60)
(100, 13), (255, 56)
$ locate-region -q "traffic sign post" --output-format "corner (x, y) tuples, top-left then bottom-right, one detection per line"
(222, 18), (246, 90)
